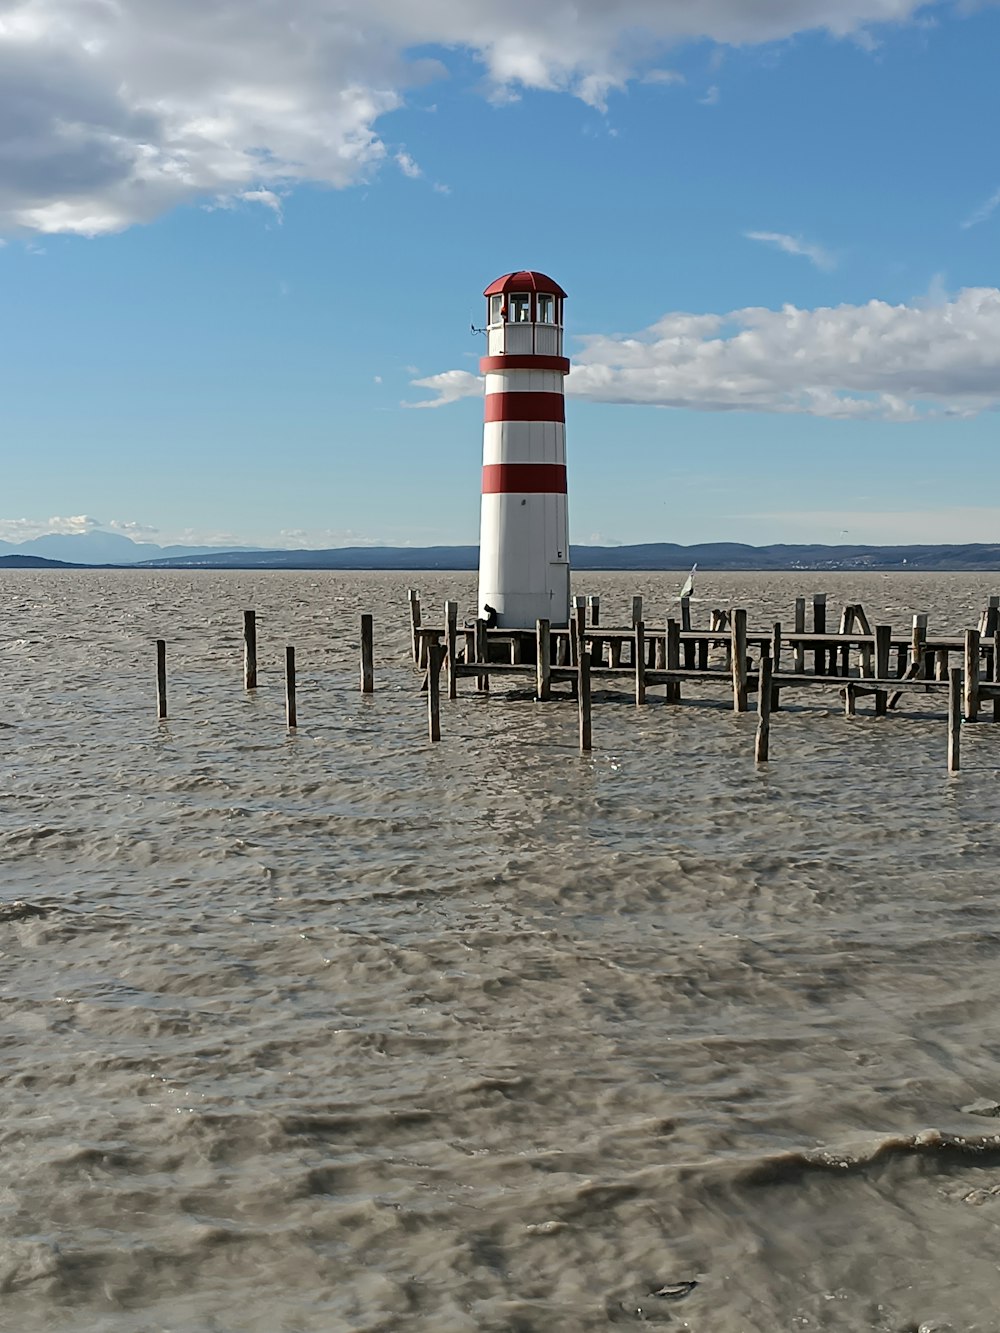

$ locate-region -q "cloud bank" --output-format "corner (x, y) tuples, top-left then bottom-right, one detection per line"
(410, 287), (1000, 420)
(0, 0), (957, 235)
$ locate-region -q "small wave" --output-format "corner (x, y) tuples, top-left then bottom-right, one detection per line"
(741, 1128), (1000, 1186)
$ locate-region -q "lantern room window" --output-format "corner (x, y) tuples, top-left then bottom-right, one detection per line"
(508, 293), (531, 322)
(489, 295), (504, 325)
(537, 294), (555, 323)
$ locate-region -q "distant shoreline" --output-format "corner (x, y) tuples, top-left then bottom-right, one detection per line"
(4, 540), (1000, 574)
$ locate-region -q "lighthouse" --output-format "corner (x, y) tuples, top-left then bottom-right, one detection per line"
(478, 271), (571, 628)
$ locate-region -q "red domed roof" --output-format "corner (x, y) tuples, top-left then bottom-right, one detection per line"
(483, 270), (567, 298)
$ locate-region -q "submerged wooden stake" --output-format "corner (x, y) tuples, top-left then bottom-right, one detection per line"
(360, 614), (374, 695)
(156, 639), (167, 720)
(427, 643), (444, 742)
(285, 645), (297, 729)
(755, 648), (772, 764)
(578, 650), (592, 752)
(243, 609), (257, 690)
(949, 667), (962, 773)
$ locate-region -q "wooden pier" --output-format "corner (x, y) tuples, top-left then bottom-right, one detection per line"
(406, 589), (1000, 771)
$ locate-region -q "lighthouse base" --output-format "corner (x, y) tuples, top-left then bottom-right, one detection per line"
(479, 562), (570, 629)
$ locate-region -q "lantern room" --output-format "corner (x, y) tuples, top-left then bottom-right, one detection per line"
(484, 270), (566, 358)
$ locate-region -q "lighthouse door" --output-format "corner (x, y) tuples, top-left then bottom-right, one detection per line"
(549, 562), (571, 626)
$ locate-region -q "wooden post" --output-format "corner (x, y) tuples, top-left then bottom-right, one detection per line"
(243, 609), (257, 690)
(874, 624), (891, 716)
(812, 593), (827, 676)
(666, 618), (681, 703)
(444, 601), (458, 700)
(536, 619), (551, 701)
(285, 646), (297, 729)
(609, 637), (622, 668)
(755, 648), (772, 764)
(427, 643), (443, 741)
(837, 605), (853, 676)
(475, 618), (489, 693)
(578, 651), (592, 752)
(631, 595), (643, 627)
(681, 597), (695, 668)
(981, 595), (999, 638)
(654, 625), (666, 671)
(360, 613), (374, 694)
(771, 621), (782, 711)
(844, 682), (856, 718)
(965, 628), (980, 722)
(408, 589), (422, 666)
(995, 629), (1000, 724)
(949, 667), (962, 773)
(912, 614), (928, 679)
(587, 595), (602, 665)
(587, 594), (600, 626)
(935, 648), (949, 682)
(634, 620), (646, 704)
(156, 639), (167, 720)
(854, 605), (874, 676)
(731, 608), (748, 712)
(794, 597), (806, 674)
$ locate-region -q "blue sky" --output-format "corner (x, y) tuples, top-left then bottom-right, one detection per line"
(1, 0), (998, 550)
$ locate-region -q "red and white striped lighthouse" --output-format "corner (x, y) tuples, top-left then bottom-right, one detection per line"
(478, 271), (571, 628)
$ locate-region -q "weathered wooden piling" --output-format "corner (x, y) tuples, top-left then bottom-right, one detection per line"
(243, 610), (257, 690)
(578, 650), (592, 752)
(588, 595), (600, 626)
(156, 639), (167, 720)
(475, 618), (489, 693)
(427, 643), (444, 741)
(408, 589), (422, 666)
(812, 594), (827, 676)
(995, 629), (1000, 723)
(964, 628), (980, 722)
(360, 614), (374, 695)
(445, 601), (458, 701)
(666, 618), (681, 703)
(634, 620), (646, 704)
(536, 619), (551, 701)
(912, 614), (928, 679)
(949, 667), (962, 773)
(731, 608), (748, 712)
(755, 648), (772, 764)
(874, 624), (891, 716)
(285, 646), (297, 729)
(631, 596), (643, 628)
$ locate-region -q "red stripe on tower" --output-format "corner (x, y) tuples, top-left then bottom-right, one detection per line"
(484, 392), (566, 424)
(482, 463), (567, 495)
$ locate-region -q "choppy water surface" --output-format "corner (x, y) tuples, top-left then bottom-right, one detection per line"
(4, 569), (1000, 1332)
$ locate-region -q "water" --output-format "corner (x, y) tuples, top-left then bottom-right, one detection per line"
(3, 569), (1000, 1332)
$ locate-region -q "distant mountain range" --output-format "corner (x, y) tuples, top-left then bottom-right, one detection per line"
(0, 531), (260, 565)
(4, 532), (1000, 572)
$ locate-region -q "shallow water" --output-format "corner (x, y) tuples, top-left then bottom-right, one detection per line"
(3, 569), (1000, 1332)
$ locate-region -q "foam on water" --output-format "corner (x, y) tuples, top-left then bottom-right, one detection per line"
(3, 569), (1000, 1331)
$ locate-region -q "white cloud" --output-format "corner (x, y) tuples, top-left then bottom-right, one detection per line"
(699, 84), (721, 105)
(961, 185), (1000, 230)
(642, 68), (685, 85)
(409, 287), (1000, 420)
(395, 150), (422, 179)
(0, 0), (970, 236)
(751, 507), (1000, 543)
(239, 189), (284, 220)
(745, 230), (836, 270)
(0, 514), (103, 542)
